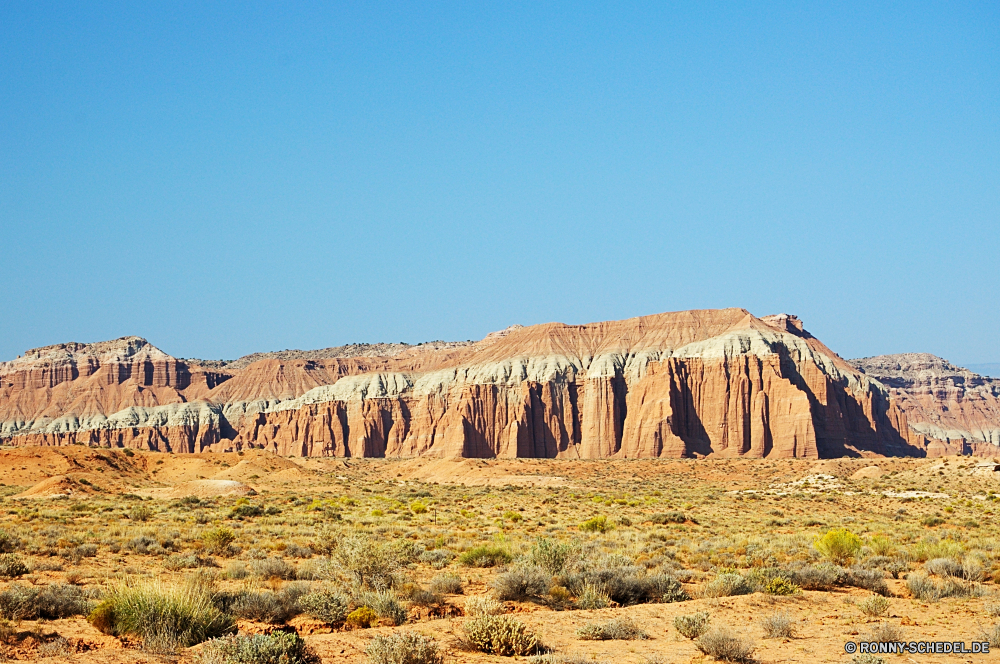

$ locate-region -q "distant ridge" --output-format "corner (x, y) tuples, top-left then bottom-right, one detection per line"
(0, 309), (925, 459)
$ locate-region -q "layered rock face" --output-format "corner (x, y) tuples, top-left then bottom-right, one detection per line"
(1, 310), (924, 458)
(849, 354), (1000, 456)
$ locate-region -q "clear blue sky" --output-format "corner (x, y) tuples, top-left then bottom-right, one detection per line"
(2, 2), (997, 365)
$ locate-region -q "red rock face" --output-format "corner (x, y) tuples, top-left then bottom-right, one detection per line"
(849, 354), (1000, 457)
(0, 310), (932, 459)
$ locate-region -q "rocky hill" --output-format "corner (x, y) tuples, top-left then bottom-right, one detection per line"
(0, 309), (931, 459)
(849, 353), (1000, 455)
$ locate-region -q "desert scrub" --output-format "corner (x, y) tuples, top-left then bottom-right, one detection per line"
(0, 554), (29, 578)
(0, 530), (20, 553)
(0, 583), (91, 620)
(197, 632), (320, 664)
(130, 504), (154, 522)
(851, 655), (887, 664)
(328, 534), (404, 590)
(356, 589), (408, 626)
(695, 627), (756, 663)
(346, 605), (380, 628)
(702, 572), (751, 598)
(366, 632), (443, 664)
(674, 611), (710, 639)
(576, 616), (648, 641)
(419, 549), (454, 569)
(576, 582), (611, 610)
(858, 594), (890, 617)
(299, 587), (350, 625)
(247, 556), (296, 580)
(428, 572), (463, 595)
(465, 596), (505, 617)
(650, 511), (690, 524)
(977, 624), (1000, 648)
(459, 544), (512, 568)
(763, 576), (800, 596)
(760, 612), (793, 639)
(528, 657), (609, 664)
(579, 515), (613, 533)
(814, 528), (863, 565)
(202, 527), (238, 556)
(89, 579), (234, 651)
(563, 556), (687, 606)
(906, 573), (977, 601)
(492, 565), (550, 601)
(864, 622), (904, 643)
(528, 538), (578, 575)
(463, 614), (541, 656)
(215, 584), (308, 624)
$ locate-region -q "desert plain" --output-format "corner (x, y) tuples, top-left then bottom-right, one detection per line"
(0, 445), (999, 663)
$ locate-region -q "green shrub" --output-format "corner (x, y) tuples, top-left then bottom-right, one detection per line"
(814, 528), (863, 565)
(89, 579), (234, 651)
(463, 614), (541, 656)
(763, 576), (800, 596)
(298, 588), (350, 625)
(346, 606), (380, 628)
(202, 528), (237, 556)
(867, 535), (897, 557)
(0, 554), (29, 578)
(410, 501), (428, 515)
(130, 504), (154, 522)
(366, 632), (443, 664)
(458, 544), (512, 568)
(695, 627), (756, 663)
(576, 617), (648, 641)
(197, 632), (320, 664)
(528, 539), (578, 575)
(674, 611), (710, 639)
(579, 515), (613, 533)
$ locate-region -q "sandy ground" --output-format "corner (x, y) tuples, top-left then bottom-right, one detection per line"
(2, 446), (1000, 662)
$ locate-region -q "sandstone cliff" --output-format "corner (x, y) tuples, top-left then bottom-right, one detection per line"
(850, 353), (1000, 456)
(1, 310), (924, 459)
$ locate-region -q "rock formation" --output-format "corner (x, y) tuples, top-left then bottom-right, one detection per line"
(850, 353), (1000, 456)
(0, 309), (928, 458)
